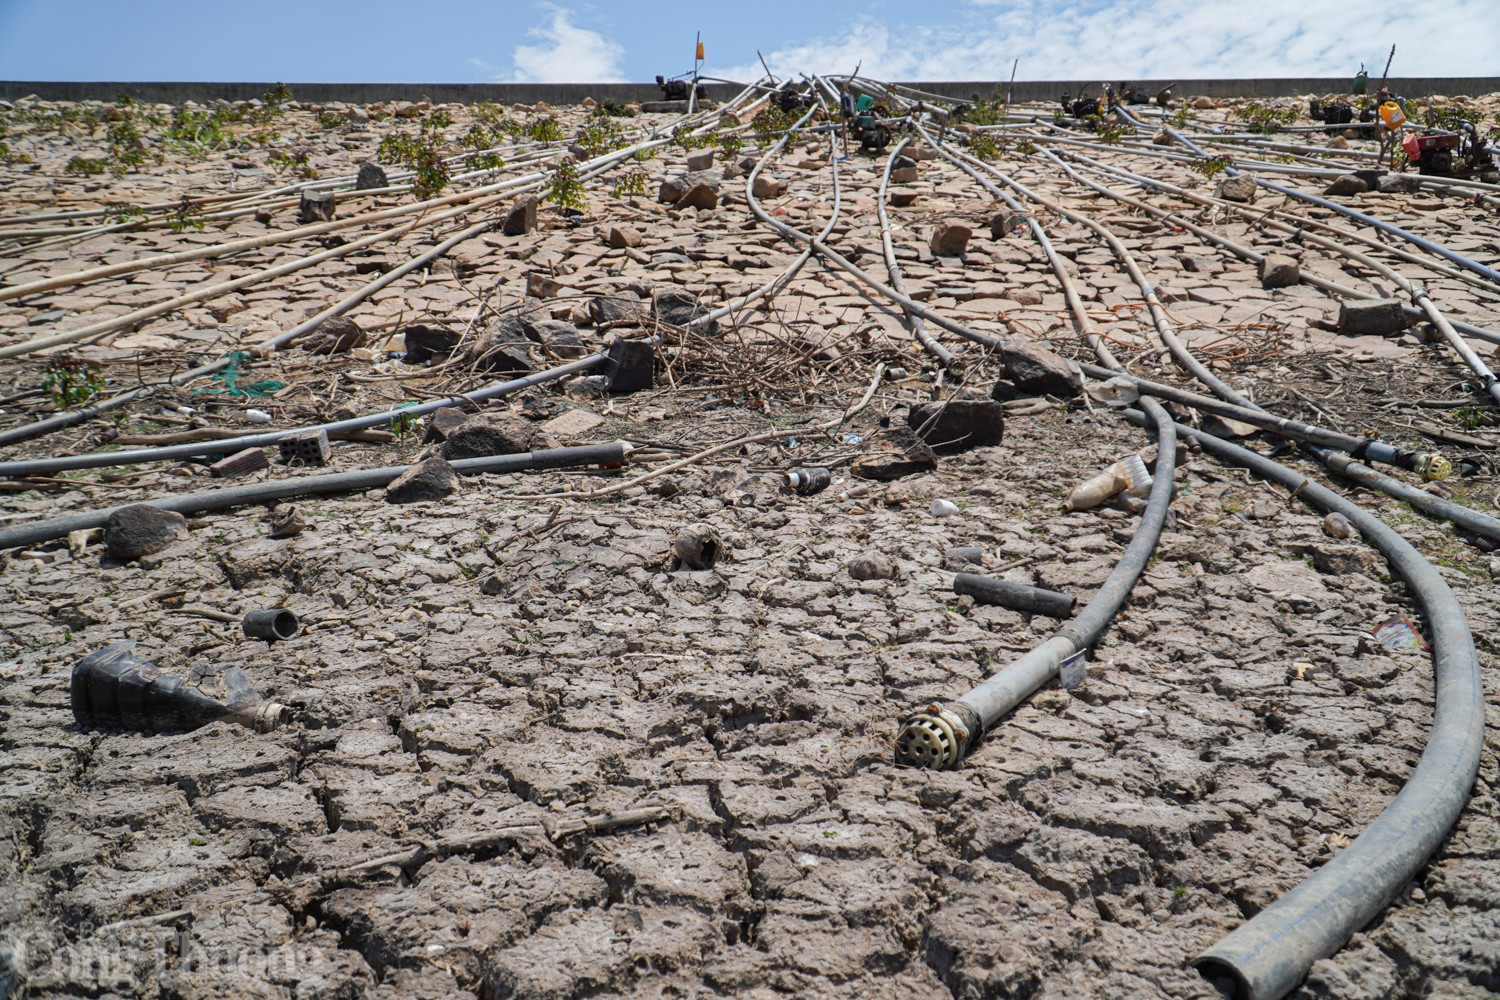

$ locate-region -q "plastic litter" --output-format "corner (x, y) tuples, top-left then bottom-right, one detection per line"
(931, 499), (960, 517)
(71, 640), (288, 734)
(1066, 454), (1153, 511)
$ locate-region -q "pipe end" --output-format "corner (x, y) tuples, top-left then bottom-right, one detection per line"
(251, 702), (291, 733)
(1189, 957), (1249, 1000)
(1416, 453), (1452, 481)
(894, 704), (973, 769)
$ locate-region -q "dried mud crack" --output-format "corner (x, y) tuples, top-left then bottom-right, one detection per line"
(2, 80), (1499, 1000)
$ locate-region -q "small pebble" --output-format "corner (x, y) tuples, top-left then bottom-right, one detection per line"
(1323, 512), (1354, 539)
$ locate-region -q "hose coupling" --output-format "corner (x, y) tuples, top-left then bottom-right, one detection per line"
(894, 701), (981, 769)
(1415, 452), (1452, 481)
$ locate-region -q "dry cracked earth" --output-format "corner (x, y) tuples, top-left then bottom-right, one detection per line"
(1, 85), (1499, 999)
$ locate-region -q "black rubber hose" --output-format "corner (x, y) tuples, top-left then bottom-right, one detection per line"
(953, 573), (1076, 618)
(0, 442), (626, 552)
(1113, 409), (1484, 1000)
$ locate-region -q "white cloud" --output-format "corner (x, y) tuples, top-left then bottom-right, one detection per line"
(710, 0), (1499, 83)
(503, 5), (626, 83)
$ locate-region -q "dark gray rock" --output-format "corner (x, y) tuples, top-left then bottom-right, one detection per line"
(851, 428), (939, 481)
(652, 289), (718, 334)
(403, 324), (461, 364)
(685, 149), (715, 171)
(676, 183), (718, 211)
(501, 195), (538, 236)
(298, 189), (336, 224)
(907, 400), (1005, 453)
(355, 161), (387, 190)
(1323, 174), (1369, 196)
(441, 413), (543, 461)
(385, 458), (458, 504)
(996, 340), (1083, 397)
(589, 295), (647, 326)
(105, 504), (188, 562)
(1338, 298), (1408, 336)
(658, 170), (720, 205)
(464, 316), (534, 375)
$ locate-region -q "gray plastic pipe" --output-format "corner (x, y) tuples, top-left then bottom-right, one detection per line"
(1112, 411), (1484, 1000)
(0, 442), (627, 552)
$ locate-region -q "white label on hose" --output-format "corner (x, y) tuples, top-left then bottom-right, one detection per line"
(1059, 651), (1087, 691)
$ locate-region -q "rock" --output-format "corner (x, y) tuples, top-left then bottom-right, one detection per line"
(104, 504), (187, 562)
(677, 183), (718, 211)
(300, 315), (365, 355)
(658, 170), (720, 204)
(421, 407), (471, 443)
(848, 552), (895, 581)
(1324, 174), (1369, 196)
(1151, 130), (1174, 146)
(1216, 176), (1257, 203)
(464, 316), (534, 374)
(208, 448), (269, 479)
(929, 221), (972, 256)
(1326, 135), (1350, 150)
(501, 194), (538, 236)
(1338, 299), (1408, 336)
(355, 161), (387, 189)
(298, 189), (336, 224)
(851, 428), (939, 481)
(1312, 545), (1384, 578)
(890, 166), (919, 184)
(1192, 96), (1217, 109)
(529, 320), (591, 359)
(888, 188), (919, 207)
(995, 340), (1082, 397)
(604, 339), (654, 393)
(606, 225), (641, 249)
(1488, 557), (1500, 582)
(988, 212), (1025, 239)
(907, 400), (1005, 453)
(685, 149), (714, 171)
(526, 272), (564, 299)
(1378, 173), (1420, 194)
(1258, 254), (1300, 289)
(751, 173), (786, 198)
(402, 324), (461, 363)
(652, 289), (718, 334)
(441, 413), (545, 461)
(589, 295), (647, 325)
(385, 457), (458, 504)
(1011, 288), (1043, 306)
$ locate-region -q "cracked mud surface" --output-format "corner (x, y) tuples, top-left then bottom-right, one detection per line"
(2, 89), (1499, 998)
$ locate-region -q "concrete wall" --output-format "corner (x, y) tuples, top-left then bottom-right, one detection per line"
(2, 78), (1498, 106)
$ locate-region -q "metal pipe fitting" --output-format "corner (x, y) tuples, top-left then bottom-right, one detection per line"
(242, 609), (299, 642)
(894, 701), (982, 770)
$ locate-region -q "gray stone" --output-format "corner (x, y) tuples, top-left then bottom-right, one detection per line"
(1378, 173), (1421, 194)
(403, 324), (461, 363)
(652, 289), (718, 334)
(385, 458), (458, 504)
(441, 413), (543, 461)
(501, 194), (538, 236)
(300, 315), (365, 355)
(104, 504), (188, 562)
(996, 341), (1083, 397)
(751, 173), (786, 198)
(685, 149), (714, 171)
(422, 407), (471, 443)
(851, 428), (939, 481)
(1259, 254), (1301, 289)
(1323, 174), (1369, 196)
(676, 182), (718, 211)
(464, 316), (534, 375)
(1338, 298), (1408, 336)
(589, 295), (647, 326)
(298, 189), (336, 224)
(1216, 176), (1257, 203)
(907, 400), (1005, 453)
(658, 170), (720, 205)
(355, 161), (387, 190)
(988, 211), (1025, 239)
(848, 552), (895, 581)
(929, 221), (972, 256)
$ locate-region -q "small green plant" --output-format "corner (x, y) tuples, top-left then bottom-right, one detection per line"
(188, 836), (207, 847)
(389, 403), (420, 440)
(163, 108), (229, 155)
(267, 148), (318, 179)
(612, 167), (648, 200)
(1240, 101), (1300, 135)
(671, 123), (717, 151)
(314, 108), (345, 130)
(1170, 104), (1192, 128)
(963, 98), (1007, 127)
(751, 105), (793, 140)
(546, 158), (586, 212)
(576, 114), (627, 158)
(41, 359), (107, 409)
(378, 118), (452, 200)
(1454, 406), (1485, 431)
(718, 131), (743, 161)
(168, 195), (206, 233)
(65, 155), (108, 176)
(968, 132), (1001, 161)
(1172, 884), (1188, 900)
(104, 202), (147, 224)
(1015, 137), (1037, 156)
(1095, 120), (1127, 143)
(1191, 154), (1235, 178)
(471, 100), (505, 125)
(525, 115), (563, 142)
(595, 98), (637, 118)
(0, 140), (30, 164)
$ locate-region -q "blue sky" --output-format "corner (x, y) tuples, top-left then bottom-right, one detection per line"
(0, 0), (1495, 83)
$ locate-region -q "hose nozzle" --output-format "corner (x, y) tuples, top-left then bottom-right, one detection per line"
(894, 702), (979, 769)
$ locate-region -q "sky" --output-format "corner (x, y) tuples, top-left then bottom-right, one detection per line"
(0, 0), (1495, 84)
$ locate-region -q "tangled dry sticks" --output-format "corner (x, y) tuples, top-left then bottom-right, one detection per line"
(1, 78), (1499, 1000)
